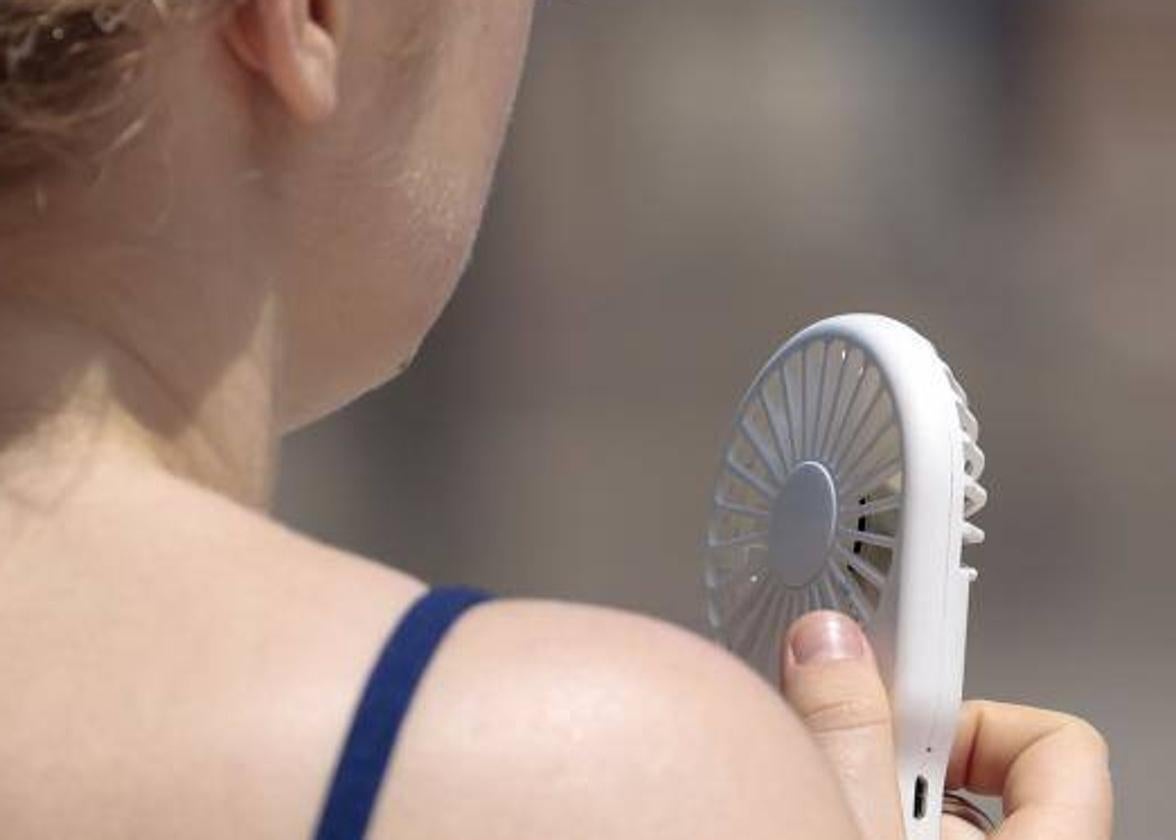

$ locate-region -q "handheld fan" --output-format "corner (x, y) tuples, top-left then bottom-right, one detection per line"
(703, 314), (987, 840)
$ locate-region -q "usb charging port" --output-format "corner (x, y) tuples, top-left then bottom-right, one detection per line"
(913, 776), (928, 820)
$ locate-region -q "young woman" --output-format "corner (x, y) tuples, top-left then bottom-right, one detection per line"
(0, 2), (1112, 838)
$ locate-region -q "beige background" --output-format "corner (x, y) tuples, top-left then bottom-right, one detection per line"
(277, 3), (1176, 835)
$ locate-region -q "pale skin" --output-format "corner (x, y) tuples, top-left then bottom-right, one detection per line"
(0, 1), (1112, 837)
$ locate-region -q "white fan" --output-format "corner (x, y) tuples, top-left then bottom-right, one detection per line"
(703, 314), (987, 840)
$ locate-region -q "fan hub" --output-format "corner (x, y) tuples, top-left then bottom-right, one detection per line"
(768, 461), (837, 587)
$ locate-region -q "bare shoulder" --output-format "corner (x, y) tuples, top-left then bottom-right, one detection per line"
(373, 598), (859, 840)
(0, 461), (428, 839)
(1, 465), (858, 839)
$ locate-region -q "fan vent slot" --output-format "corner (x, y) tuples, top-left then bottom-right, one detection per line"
(945, 364), (988, 535)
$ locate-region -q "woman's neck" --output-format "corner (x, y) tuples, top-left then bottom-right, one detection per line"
(0, 232), (283, 520)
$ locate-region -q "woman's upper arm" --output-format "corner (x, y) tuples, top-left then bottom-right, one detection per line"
(368, 599), (861, 840)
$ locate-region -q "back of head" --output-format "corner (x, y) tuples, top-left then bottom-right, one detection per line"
(0, 1), (207, 180)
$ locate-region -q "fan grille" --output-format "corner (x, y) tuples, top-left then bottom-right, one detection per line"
(704, 339), (904, 676)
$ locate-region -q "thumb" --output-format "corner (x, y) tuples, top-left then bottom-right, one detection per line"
(781, 611), (905, 840)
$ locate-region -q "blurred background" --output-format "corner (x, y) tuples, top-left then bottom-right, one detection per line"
(277, 2), (1175, 835)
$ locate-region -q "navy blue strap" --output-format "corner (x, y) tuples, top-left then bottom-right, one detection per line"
(313, 586), (494, 840)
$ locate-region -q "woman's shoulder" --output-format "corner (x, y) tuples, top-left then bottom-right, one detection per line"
(366, 596), (856, 840)
(0, 462), (429, 837)
(0, 464), (855, 839)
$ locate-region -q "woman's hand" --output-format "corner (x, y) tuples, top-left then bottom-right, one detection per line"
(778, 611), (1114, 840)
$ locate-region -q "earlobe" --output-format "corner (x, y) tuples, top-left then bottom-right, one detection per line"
(224, 0), (341, 124)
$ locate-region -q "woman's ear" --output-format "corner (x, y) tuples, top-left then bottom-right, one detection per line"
(226, 0), (343, 123)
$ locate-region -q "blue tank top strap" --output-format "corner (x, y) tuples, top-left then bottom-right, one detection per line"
(312, 585), (495, 840)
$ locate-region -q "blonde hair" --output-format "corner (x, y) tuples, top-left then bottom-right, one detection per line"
(0, 1), (215, 178)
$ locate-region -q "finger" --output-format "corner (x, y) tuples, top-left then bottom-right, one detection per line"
(948, 700), (1113, 840)
(780, 611), (904, 840)
(942, 814), (988, 840)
